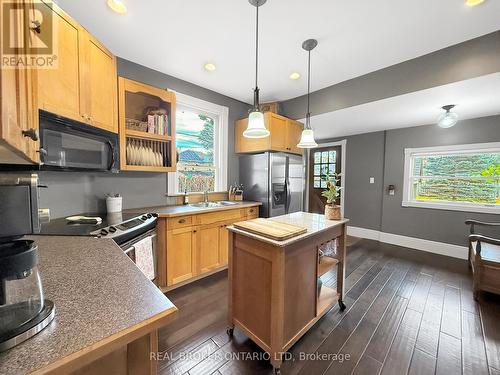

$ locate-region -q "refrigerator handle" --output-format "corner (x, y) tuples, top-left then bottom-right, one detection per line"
(285, 156), (291, 214)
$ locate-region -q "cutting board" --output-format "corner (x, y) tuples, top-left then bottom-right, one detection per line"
(233, 218), (307, 241)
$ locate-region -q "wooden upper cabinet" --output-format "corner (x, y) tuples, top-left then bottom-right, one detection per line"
(35, 2), (82, 122)
(79, 32), (118, 132)
(35, 1), (117, 132)
(286, 119), (304, 155)
(235, 112), (304, 155)
(0, 0), (38, 163)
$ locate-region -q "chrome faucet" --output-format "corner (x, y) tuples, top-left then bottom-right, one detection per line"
(204, 190), (209, 203)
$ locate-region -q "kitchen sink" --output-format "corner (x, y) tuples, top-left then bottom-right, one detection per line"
(216, 201), (239, 206)
(190, 202), (222, 208)
(189, 201), (240, 209)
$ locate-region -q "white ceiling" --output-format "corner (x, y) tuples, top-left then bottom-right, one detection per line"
(54, 0), (500, 104)
(300, 73), (500, 139)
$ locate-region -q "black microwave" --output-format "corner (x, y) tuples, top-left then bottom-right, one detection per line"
(39, 110), (119, 172)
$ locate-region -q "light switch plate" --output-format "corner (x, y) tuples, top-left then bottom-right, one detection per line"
(369, 177), (375, 184)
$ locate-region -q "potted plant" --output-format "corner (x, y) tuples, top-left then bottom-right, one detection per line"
(321, 171), (342, 220)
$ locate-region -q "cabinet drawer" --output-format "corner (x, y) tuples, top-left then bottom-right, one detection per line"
(167, 216), (193, 230)
(246, 206), (259, 218)
(195, 209), (245, 225)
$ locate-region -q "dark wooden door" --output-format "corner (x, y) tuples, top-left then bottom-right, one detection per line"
(308, 145), (342, 214)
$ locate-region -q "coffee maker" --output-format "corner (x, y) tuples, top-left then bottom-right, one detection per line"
(0, 173), (54, 351)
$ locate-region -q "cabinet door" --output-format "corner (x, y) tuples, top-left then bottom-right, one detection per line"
(166, 227), (194, 286)
(234, 118), (270, 154)
(196, 225), (221, 274)
(269, 113), (287, 152)
(35, 2), (82, 122)
(0, 0), (38, 163)
(80, 32), (118, 133)
(287, 120), (304, 155)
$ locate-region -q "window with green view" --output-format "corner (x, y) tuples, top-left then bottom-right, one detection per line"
(403, 143), (500, 213)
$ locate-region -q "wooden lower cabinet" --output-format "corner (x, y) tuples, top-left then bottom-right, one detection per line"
(166, 226), (195, 286)
(162, 206), (260, 288)
(196, 224), (221, 274)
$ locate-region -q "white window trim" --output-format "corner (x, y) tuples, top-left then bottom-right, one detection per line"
(168, 91), (229, 194)
(402, 142), (500, 214)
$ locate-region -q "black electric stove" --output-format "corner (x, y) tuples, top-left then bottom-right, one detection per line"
(39, 212), (158, 246)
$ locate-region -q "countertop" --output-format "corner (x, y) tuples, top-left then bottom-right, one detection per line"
(227, 211), (349, 247)
(0, 236), (177, 375)
(124, 200), (261, 218)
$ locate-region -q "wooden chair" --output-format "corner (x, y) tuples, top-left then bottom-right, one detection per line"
(466, 220), (500, 300)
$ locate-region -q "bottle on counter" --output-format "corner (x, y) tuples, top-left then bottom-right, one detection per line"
(183, 188), (189, 205)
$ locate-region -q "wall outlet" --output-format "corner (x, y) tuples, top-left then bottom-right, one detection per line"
(369, 177), (375, 184)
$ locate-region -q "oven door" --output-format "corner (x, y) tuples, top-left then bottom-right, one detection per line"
(121, 229), (158, 284)
(39, 110), (119, 172)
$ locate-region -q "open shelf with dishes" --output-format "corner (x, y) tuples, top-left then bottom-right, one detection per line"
(118, 77), (177, 172)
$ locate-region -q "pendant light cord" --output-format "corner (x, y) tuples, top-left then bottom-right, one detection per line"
(306, 49), (311, 129)
(255, 4), (259, 89)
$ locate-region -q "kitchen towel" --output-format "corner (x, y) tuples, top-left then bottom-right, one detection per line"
(133, 236), (155, 281)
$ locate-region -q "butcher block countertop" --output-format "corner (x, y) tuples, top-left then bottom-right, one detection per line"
(124, 201), (261, 218)
(228, 211), (349, 247)
(0, 236), (177, 375)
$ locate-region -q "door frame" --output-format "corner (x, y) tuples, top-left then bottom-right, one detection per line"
(305, 139), (347, 215)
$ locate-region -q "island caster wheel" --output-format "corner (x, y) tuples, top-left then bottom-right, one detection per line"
(338, 300), (346, 311)
(274, 368), (281, 375)
(226, 327), (234, 337)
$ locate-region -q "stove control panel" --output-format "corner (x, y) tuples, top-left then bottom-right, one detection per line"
(90, 213), (158, 239)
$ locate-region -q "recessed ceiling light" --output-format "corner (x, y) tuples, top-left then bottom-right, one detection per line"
(289, 72), (301, 80)
(107, 0), (127, 14)
(465, 0), (485, 6)
(204, 63), (216, 72)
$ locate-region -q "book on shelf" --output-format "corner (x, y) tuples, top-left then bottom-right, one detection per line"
(146, 114), (170, 136)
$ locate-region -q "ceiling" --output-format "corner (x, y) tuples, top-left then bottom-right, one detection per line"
(300, 73), (500, 139)
(54, 0), (500, 104)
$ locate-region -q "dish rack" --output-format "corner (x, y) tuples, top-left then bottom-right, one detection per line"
(125, 138), (170, 167)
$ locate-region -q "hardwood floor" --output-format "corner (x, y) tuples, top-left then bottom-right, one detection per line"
(158, 238), (500, 375)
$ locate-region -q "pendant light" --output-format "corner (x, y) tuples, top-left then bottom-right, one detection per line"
(437, 104), (459, 128)
(297, 39), (318, 148)
(243, 0), (270, 139)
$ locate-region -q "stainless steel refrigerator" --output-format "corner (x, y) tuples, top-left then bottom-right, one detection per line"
(239, 152), (304, 218)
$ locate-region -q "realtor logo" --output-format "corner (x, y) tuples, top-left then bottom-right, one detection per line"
(1, 0), (58, 68)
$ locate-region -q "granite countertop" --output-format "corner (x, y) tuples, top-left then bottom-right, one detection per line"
(124, 201), (262, 218)
(227, 211), (349, 247)
(0, 236), (177, 375)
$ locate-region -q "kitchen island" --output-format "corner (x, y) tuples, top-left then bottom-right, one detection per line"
(227, 212), (349, 374)
(0, 236), (177, 375)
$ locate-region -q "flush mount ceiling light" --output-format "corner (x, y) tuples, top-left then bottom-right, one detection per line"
(465, 0), (485, 6)
(289, 72), (301, 80)
(297, 39), (319, 149)
(107, 0), (127, 14)
(243, 0), (270, 139)
(204, 63), (216, 72)
(437, 105), (459, 128)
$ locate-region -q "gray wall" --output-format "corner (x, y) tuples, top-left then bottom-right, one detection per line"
(281, 32), (500, 120)
(320, 115), (500, 246)
(38, 58), (251, 218)
(381, 115), (500, 246)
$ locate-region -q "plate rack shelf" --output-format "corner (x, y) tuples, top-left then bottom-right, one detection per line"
(118, 77), (177, 172)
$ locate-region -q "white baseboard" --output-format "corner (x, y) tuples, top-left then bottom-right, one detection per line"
(347, 226), (381, 241)
(347, 226), (468, 260)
